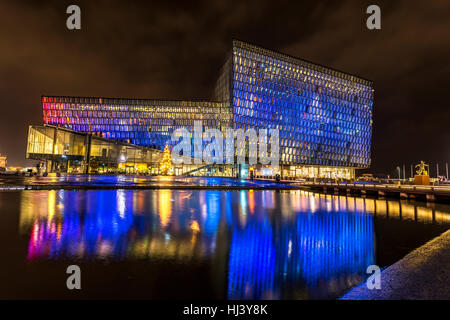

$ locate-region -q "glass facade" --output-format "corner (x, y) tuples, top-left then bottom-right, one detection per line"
(27, 125), (163, 174)
(42, 97), (229, 150)
(229, 41), (373, 169)
(40, 40), (374, 176)
(27, 125), (86, 157)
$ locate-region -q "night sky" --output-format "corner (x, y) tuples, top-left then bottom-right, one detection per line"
(0, 0), (449, 175)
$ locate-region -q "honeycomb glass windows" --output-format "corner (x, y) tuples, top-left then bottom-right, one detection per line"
(231, 41), (373, 168)
(42, 97), (228, 151)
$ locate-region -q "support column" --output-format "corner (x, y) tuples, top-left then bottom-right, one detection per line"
(46, 160), (52, 174)
(446, 162), (449, 180)
(84, 134), (92, 174)
(50, 127), (58, 173)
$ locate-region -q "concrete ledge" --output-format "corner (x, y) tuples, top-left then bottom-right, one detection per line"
(340, 229), (450, 300)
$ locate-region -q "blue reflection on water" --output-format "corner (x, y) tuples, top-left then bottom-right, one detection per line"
(229, 218), (276, 299)
(21, 189), (378, 299)
(228, 209), (374, 299)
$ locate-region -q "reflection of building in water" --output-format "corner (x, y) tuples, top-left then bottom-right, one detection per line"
(228, 209), (375, 299)
(19, 190), (220, 261)
(228, 219), (276, 299)
(227, 191), (450, 300)
(18, 189), (450, 298)
(158, 189), (172, 228)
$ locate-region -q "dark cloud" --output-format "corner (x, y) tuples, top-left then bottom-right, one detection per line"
(0, 0), (449, 174)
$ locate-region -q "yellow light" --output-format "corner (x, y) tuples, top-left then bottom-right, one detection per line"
(158, 190), (172, 228)
(190, 220), (200, 233)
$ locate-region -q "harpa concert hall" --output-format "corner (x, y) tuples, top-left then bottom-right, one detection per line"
(26, 40), (374, 179)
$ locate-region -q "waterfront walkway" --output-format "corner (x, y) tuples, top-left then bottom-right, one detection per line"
(340, 229), (450, 300)
(291, 181), (450, 202)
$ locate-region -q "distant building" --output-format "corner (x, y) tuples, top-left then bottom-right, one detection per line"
(0, 153), (6, 171)
(29, 40), (374, 178)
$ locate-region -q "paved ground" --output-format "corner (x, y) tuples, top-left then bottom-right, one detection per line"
(340, 229), (450, 300)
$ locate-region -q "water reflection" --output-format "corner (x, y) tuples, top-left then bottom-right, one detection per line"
(19, 189), (450, 299)
(228, 207), (375, 299)
(6, 174), (287, 188)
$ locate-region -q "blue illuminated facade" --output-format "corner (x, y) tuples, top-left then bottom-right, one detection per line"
(222, 41), (374, 169)
(41, 40), (374, 177)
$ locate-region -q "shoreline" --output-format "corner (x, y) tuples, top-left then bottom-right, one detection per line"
(340, 229), (450, 300)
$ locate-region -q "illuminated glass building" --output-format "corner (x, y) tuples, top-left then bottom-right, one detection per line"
(216, 41), (374, 179)
(38, 98), (231, 174)
(32, 40), (373, 178)
(41, 97), (230, 149)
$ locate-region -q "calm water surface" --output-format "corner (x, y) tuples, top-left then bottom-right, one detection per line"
(0, 188), (449, 299)
(0, 175), (287, 188)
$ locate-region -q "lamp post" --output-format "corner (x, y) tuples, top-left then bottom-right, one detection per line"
(446, 162), (449, 180)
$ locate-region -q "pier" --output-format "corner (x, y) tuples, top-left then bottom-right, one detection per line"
(295, 181), (450, 202)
